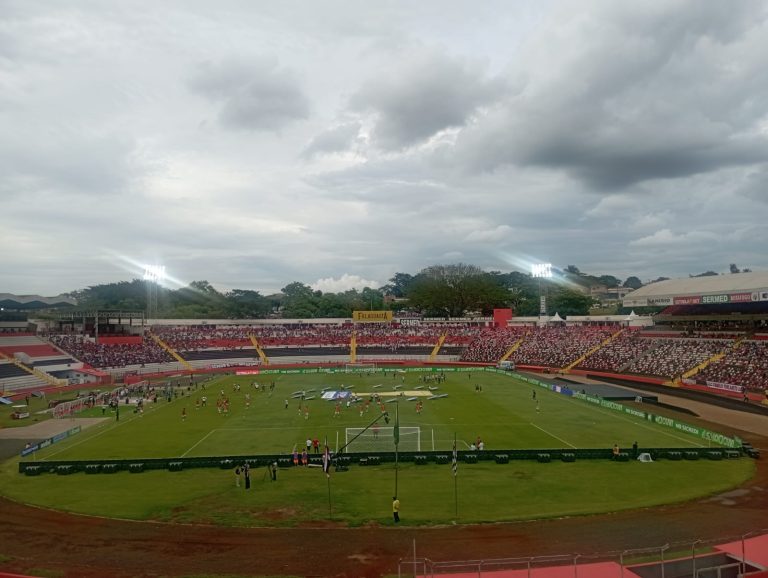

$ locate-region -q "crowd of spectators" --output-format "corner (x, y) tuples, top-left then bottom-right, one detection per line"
(695, 340), (768, 391)
(576, 331), (655, 372)
(623, 338), (732, 380)
(152, 323), (482, 352)
(461, 326), (613, 367)
(508, 327), (614, 368)
(49, 335), (173, 368)
(460, 327), (531, 362)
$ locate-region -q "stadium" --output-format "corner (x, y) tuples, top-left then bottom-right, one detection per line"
(0, 271), (767, 578)
(3, 3), (768, 577)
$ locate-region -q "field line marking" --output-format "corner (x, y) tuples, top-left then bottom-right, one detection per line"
(181, 429), (218, 457)
(42, 413), (141, 459)
(529, 422), (577, 448)
(568, 398), (705, 447)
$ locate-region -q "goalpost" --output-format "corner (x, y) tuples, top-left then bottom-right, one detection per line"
(345, 426), (421, 452)
(343, 362), (377, 374)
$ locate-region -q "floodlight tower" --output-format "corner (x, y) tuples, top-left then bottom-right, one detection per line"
(143, 265), (166, 322)
(531, 263), (553, 326)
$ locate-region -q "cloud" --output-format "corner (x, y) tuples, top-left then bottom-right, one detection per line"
(454, 1), (768, 190)
(2, 1), (768, 295)
(311, 274), (380, 293)
(629, 229), (719, 247)
(188, 58), (310, 131)
(465, 225), (513, 243)
(350, 49), (506, 150)
(301, 122), (362, 159)
(737, 165), (768, 202)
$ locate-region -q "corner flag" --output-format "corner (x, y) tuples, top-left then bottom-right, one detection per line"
(322, 437), (331, 478)
(393, 404), (400, 447)
(452, 437), (458, 476)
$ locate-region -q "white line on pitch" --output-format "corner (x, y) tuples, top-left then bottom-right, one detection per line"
(181, 429), (217, 457)
(574, 401), (705, 447)
(529, 422), (577, 448)
(42, 414), (139, 459)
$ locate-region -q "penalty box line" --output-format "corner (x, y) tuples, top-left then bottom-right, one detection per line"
(180, 425), (329, 457)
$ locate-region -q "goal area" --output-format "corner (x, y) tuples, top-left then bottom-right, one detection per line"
(345, 426), (420, 452)
(343, 362), (377, 374)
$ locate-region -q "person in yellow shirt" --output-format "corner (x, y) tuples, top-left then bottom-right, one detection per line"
(392, 496), (400, 523)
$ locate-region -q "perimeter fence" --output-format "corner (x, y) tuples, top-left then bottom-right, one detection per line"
(398, 529), (768, 578)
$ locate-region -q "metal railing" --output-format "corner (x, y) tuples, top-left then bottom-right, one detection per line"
(398, 529), (767, 578)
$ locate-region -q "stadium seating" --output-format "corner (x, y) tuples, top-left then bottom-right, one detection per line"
(695, 340), (768, 392)
(576, 331), (655, 372)
(48, 335), (174, 369)
(623, 338), (731, 380)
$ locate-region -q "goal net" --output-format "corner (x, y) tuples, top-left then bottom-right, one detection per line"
(345, 426), (420, 452)
(344, 362), (377, 374)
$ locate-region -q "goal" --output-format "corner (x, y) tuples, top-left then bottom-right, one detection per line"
(345, 426), (421, 452)
(344, 362), (377, 374)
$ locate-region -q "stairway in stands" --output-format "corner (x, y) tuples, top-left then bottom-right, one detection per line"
(562, 328), (626, 373)
(147, 332), (193, 371)
(248, 334), (270, 365)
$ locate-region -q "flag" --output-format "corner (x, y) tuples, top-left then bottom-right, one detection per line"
(393, 404), (400, 447)
(322, 437), (331, 478)
(452, 437), (458, 477)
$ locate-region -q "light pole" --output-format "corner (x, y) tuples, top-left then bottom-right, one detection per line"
(532, 263), (553, 325)
(143, 265), (166, 321)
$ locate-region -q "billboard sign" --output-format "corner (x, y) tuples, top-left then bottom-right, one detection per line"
(352, 310), (393, 322)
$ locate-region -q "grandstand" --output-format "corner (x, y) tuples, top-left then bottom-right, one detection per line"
(3, 274), (765, 402)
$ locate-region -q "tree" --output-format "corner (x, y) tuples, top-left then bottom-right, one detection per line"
(407, 264), (509, 317)
(597, 275), (622, 288)
(690, 271), (718, 277)
(280, 282), (320, 318)
(729, 264), (740, 274)
(225, 289), (270, 318)
(381, 273), (414, 298)
(549, 288), (595, 316)
(623, 276), (643, 290)
(564, 265), (582, 275)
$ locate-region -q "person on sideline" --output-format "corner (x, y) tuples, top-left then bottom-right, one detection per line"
(392, 496), (400, 523)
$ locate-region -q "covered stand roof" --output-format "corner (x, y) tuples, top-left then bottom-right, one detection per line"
(623, 271), (768, 307)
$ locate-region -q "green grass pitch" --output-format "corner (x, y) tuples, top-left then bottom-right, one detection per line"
(0, 371), (754, 526)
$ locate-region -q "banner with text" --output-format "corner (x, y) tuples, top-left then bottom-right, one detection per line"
(353, 310), (393, 322)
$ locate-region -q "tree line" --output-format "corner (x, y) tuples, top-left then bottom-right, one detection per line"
(61, 262), (652, 319)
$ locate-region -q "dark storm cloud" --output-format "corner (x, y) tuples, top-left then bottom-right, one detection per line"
(350, 50), (507, 150)
(189, 59), (310, 131)
(455, 0), (768, 190)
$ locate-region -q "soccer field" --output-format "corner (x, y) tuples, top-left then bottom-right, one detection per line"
(34, 370), (710, 462)
(0, 370), (753, 527)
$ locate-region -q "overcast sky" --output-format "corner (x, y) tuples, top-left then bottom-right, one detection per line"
(2, 0), (767, 296)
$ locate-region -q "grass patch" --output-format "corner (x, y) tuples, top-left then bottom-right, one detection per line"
(0, 456), (753, 526)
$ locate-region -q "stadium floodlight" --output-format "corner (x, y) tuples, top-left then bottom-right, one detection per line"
(143, 265), (166, 282)
(143, 264), (166, 321)
(531, 263), (553, 321)
(531, 263), (553, 278)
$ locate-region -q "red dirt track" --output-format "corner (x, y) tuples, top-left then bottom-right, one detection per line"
(1, 404), (766, 577)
